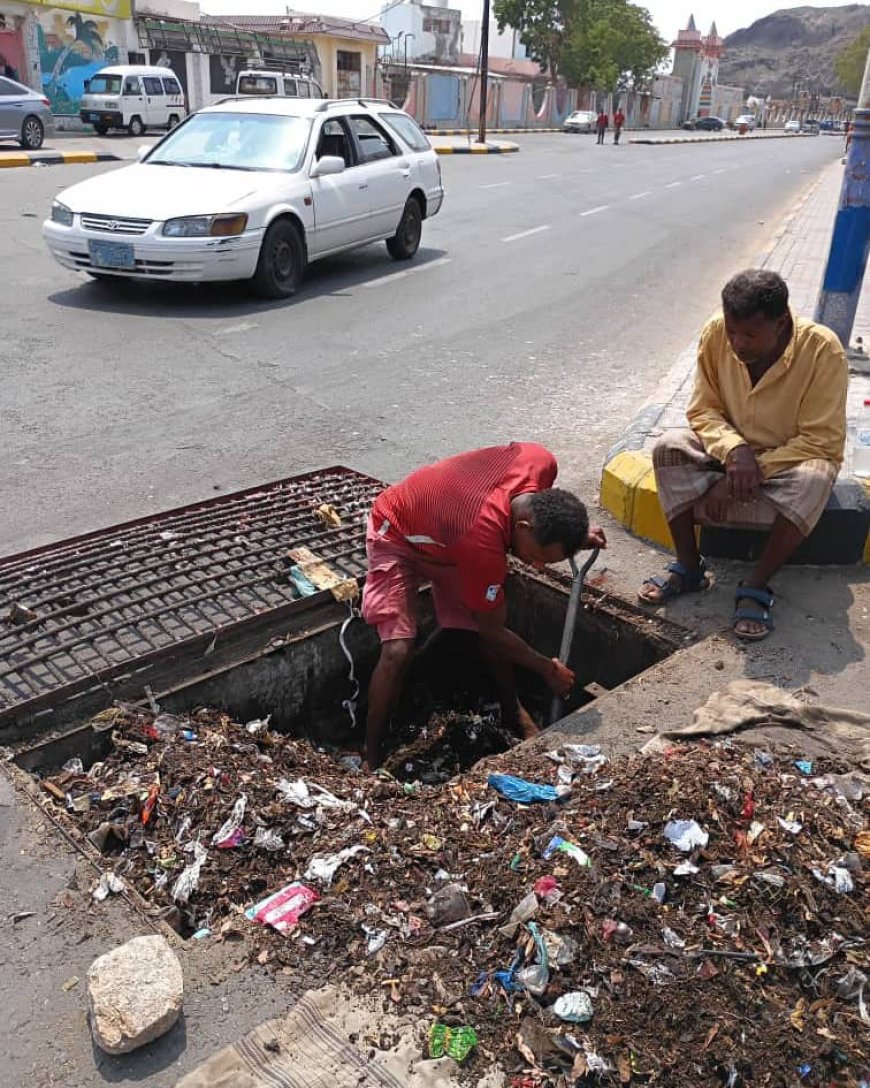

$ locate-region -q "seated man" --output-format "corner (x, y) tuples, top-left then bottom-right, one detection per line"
(639, 269), (847, 640)
(362, 442), (606, 769)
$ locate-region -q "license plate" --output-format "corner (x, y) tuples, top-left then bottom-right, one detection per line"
(87, 113), (102, 122)
(89, 240), (135, 270)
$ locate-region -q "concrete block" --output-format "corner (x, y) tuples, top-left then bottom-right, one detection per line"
(87, 934), (183, 1055)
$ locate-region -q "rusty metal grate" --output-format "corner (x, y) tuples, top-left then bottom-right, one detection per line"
(0, 467), (384, 726)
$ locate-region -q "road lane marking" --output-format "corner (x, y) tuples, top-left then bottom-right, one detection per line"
(629, 190), (652, 200)
(536, 173), (561, 179)
(363, 256), (452, 288)
(480, 181), (511, 189)
(666, 181), (682, 188)
(690, 173), (705, 180)
(714, 167), (727, 174)
(502, 225), (551, 243)
(580, 205), (609, 217)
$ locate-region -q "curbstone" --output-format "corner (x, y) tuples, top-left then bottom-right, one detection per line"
(0, 150), (122, 169)
(630, 132), (815, 146)
(433, 142), (519, 155)
(425, 127), (561, 135)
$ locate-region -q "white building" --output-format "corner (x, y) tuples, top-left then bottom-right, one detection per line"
(379, 0), (461, 66)
(461, 17), (526, 61)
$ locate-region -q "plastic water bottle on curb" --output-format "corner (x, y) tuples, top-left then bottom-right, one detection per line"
(854, 397), (870, 478)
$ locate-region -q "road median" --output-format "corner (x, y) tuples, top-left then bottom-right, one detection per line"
(431, 138), (519, 155)
(631, 131), (818, 146)
(0, 149), (123, 169)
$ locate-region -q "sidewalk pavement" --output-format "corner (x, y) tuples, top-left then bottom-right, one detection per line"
(600, 159), (870, 564)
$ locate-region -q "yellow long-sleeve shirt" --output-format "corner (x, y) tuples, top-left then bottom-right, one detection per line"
(686, 312), (848, 479)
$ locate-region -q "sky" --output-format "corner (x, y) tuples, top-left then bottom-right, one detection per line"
(200, 0), (865, 45)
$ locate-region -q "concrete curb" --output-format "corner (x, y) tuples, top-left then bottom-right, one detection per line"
(599, 174), (870, 565)
(425, 127), (561, 135)
(0, 150), (123, 169)
(630, 132), (815, 146)
(433, 142), (519, 155)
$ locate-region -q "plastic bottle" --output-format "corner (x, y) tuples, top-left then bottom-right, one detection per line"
(854, 397), (870, 478)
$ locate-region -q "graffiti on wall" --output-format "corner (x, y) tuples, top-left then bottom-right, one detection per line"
(37, 9), (123, 113)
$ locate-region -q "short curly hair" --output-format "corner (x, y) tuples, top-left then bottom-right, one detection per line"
(722, 269), (789, 321)
(527, 489), (589, 556)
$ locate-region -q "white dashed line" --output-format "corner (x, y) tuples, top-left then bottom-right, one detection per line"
(666, 181), (682, 189)
(214, 321), (258, 336)
(536, 173), (561, 179)
(629, 190), (652, 200)
(714, 167), (727, 174)
(580, 204), (610, 217)
(502, 225), (551, 243)
(363, 256), (452, 288)
(690, 174), (705, 181)
(480, 181), (511, 189)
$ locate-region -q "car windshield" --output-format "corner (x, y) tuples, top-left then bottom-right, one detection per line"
(147, 111), (312, 172)
(88, 74), (122, 94)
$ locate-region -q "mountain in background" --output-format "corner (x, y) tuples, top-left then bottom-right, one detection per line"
(717, 4), (870, 99)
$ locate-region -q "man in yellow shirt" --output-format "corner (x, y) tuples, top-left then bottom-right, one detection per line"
(638, 269), (847, 640)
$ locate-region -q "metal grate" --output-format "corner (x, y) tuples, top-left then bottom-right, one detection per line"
(80, 214), (153, 236)
(0, 467), (384, 726)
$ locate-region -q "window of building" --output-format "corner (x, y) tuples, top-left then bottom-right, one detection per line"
(336, 50), (361, 97)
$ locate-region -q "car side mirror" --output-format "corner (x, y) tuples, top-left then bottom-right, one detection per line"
(311, 155), (345, 178)
(137, 145), (150, 161)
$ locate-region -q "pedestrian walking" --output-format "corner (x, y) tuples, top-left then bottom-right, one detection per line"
(613, 107), (625, 145)
(595, 109), (608, 145)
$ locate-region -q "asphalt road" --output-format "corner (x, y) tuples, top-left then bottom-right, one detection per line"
(0, 133), (841, 556)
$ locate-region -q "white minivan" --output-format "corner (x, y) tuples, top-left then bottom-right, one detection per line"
(235, 69), (324, 99)
(80, 65), (187, 136)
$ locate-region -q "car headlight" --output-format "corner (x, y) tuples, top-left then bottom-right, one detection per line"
(162, 214), (249, 238)
(51, 202), (74, 227)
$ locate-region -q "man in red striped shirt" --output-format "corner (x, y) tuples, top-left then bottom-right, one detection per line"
(362, 443), (606, 768)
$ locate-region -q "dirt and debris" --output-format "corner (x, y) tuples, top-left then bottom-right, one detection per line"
(28, 704), (869, 1087)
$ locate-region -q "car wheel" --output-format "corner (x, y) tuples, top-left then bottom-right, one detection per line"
(93, 122), (109, 136)
(252, 218), (305, 299)
(128, 116), (145, 137)
(20, 115), (44, 150)
(386, 197), (422, 261)
(167, 114), (180, 130)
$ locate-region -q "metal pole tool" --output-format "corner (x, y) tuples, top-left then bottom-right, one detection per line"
(549, 548), (599, 725)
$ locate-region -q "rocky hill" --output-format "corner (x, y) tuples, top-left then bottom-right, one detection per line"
(717, 4), (870, 99)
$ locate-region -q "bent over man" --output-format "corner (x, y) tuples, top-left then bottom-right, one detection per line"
(362, 443), (605, 768)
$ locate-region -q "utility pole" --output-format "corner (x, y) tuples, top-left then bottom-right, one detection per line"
(814, 47), (870, 351)
(478, 0), (490, 144)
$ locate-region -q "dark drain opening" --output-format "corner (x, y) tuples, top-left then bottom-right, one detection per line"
(15, 568), (687, 785)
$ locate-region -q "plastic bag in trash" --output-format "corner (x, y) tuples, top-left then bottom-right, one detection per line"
(553, 990), (594, 1022)
(663, 819), (709, 852)
(304, 845), (369, 886)
(428, 1023), (477, 1063)
(212, 794), (246, 848)
(543, 835), (592, 868)
(92, 871), (125, 902)
(487, 773), (568, 804)
(172, 841), (208, 904)
(253, 827), (285, 852)
(246, 881), (319, 934)
(498, 890), (538, 936)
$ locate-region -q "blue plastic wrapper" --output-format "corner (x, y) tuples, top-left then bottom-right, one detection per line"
(487, 773), (562, 804)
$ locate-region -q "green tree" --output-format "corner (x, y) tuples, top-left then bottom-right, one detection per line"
(835, 25), (870, 97)
(494, 0), (666, 87)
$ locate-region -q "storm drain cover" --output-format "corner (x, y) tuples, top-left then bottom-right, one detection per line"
(0, 467), (383, 726)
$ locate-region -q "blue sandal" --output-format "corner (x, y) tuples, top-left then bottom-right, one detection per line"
(733, 584), (775, 641)
(638, 559), (710, 605)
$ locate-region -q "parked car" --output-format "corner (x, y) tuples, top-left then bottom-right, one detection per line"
(43, 97), (444, 299)
(735, 114), (757, 131)
(784, 119), (801, 133)
(801, 119), (820, 134)
(235, 69), (324, 99)
(79, 65), (187, 136)
(0, 76), (53, 149)
(563, 110), (596, 133)
(687, 115), (725, 131)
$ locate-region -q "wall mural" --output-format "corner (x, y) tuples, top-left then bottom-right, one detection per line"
(37, 9), (123, 114)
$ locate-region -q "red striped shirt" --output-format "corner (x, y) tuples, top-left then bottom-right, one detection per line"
(372, 443), (557, 611)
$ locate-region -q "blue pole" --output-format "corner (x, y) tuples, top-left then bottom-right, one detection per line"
(814, 49), (870, 349)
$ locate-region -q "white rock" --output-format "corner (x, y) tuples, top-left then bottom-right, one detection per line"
(87, 934), (183, 1054)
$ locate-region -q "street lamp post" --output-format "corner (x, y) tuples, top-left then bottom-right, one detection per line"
(814, 47), (870, 350)
(404, 32), (415, 70)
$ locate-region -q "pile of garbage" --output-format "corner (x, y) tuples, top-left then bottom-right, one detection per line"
(36, 705), (868, 1086)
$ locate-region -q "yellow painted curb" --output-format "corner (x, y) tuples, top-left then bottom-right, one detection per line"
(600, 449), (672, 549)
(0, 155), (30, 168)
(61, 151), (98, 164)
(435, 147), (454, 154)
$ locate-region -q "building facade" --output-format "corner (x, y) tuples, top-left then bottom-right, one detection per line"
(380, 0), (461, 67)
(670, 14), (742, 124)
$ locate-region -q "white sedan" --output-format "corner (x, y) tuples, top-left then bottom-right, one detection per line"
(43, 97), (444, 298)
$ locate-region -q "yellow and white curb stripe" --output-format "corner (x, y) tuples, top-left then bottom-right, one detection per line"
(0, 150), (122, 169)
